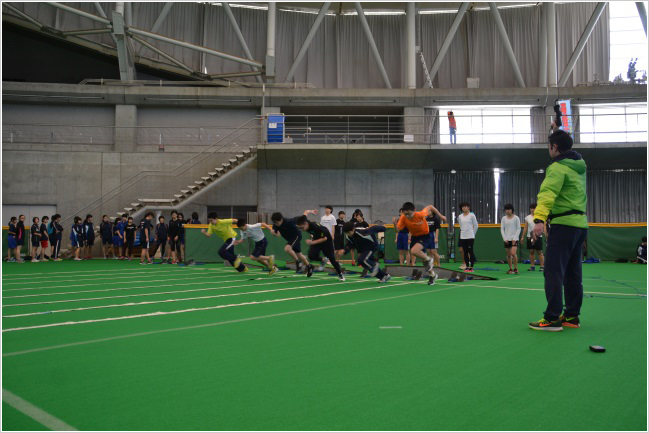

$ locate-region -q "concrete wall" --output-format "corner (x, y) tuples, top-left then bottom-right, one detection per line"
(258, 168), (435, 223)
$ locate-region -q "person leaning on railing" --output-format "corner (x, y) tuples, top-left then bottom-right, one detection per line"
(447, 111), (457, 144)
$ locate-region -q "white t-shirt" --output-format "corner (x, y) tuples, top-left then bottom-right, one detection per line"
(500, 215), (521, 241)
(524, 215), (536, 238)
(458, 213), (479, 239)
(320, 214), (336, 237)
(240, 223), (265, 242)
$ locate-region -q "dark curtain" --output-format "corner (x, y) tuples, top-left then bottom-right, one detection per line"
(434, 171), (496, 223)
(587, 170), (647, 223)
(498, 171), (546, 218)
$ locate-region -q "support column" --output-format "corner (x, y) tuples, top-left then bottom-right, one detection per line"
(406, 3), (416, 89)
(404, 107), (425, 143)
(488, 2), (525, 87)
(114, 105), (137, 152)
(539, 3), (548, 87)
(266, 2), (276, 82)
(546, 2), (558, 87)
(425, 2), (470, 88)
(112, 11), (135, 81)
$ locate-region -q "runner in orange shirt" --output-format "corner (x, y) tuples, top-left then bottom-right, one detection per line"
(397, 202), (447, 285)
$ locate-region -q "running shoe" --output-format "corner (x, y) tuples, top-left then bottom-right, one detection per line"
(465, 268), (474, 273)
(527, 266), (536, 271)
(306, 264), (314, 277)
(379, 273), (392, 283)
(529, 318), (563, 331)
(269, 255), (275, 269)
(54, 258), (63, 262)
(268, 266), (278, 276)
(338, 273), (346, 282)
(560, 314), (580, 328)
(428, 272), (438, 286)
(74, 258), (82, 261)
(514, 269), (519, 274)
(539, 266), (544, 272)
(459, 264), (467, 270)
(233, 258), (242, 269)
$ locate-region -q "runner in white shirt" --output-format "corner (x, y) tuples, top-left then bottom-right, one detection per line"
(500, 204), (521, 274)
(320, 206), (337, 237)
(520, 203), (546, 272)
(234, 221), (277, 275)
(457, 202), (479, 272)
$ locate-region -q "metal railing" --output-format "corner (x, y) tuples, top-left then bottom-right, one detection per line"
(54, 117), (262, 229)
(270, 112), (648, 145)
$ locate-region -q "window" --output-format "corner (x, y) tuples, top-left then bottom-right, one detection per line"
(578, 103), (648, 143)
(609, 2), (648, 82)
(436, 106), (532, 145)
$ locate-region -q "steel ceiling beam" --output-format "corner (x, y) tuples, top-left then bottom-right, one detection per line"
(558, 2), (607, 87)
(150, 2), (174, 33)
(222, 3), (263, 83)
(424, 2), (470, 88)
(284, 1), (331, 83)
(546, 2), (558, 87)
(488, 2), (525, 87)
(539, 3), (548, 87)
(406, 2), (416, 89)
(130, 34), (196, 74)
(92, 2), (118, 45)
(636, 2), (647, 36)
(354, 2), (392, 88)
(63, 28), (114, 36)
(266, 1), (276, 82)
(112, 11), (135, 80)
(45, 2), (111, 25)
(127, 27), (264, 68)
(3, 3), (46, 29)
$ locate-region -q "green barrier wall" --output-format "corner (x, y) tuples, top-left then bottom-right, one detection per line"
(2, 228), (31, 257)
(183, 225), (647, 264)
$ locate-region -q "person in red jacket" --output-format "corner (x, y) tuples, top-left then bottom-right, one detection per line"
(448, 111), (457, 144)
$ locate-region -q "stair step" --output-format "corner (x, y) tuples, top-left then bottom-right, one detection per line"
(174, 194), (184, 198)
(180, 189), (191, 194)
(195, 180), (205, 185)
(215, 167), (225, 173)
(235, 154), (244, 161)
(188, 185), (198, 190)
(131, 203), (141, 207)
(201, 176), (211, 181)
(208, 172), (217, 177)
(229, 159), (238, 164)
(222, 163), (231, 169)
(124, 207), (133, 212)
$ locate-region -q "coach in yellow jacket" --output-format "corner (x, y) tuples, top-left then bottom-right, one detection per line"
(529, 129), (588, 331)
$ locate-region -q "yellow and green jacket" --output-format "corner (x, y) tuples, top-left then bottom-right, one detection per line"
(534, 150), (588, 229)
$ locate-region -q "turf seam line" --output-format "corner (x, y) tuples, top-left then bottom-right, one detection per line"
(3, 284), (460, 356)
(2, 267), (201, 279)
(0, 269), (211, 285)
(2, 282), (417, 332)
(2, 274), (356, 308)
(2, 388), (77, 431)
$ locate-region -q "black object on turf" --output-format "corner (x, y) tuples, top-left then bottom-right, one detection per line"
(589, 345), (606, 353)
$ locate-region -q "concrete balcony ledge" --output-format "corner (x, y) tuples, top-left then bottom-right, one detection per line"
(257, 142), (647, 170)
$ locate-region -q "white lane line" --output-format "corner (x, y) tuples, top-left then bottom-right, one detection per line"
(2, 277), (374, 318)
(3, 273), (338, 307)
(2, 388), (77, 431)
(2, 267), (201, 279)
(3, 284), (458, 356)
(465, 283), (646, 297)
(1, 271), (329, 299)
(379, 326), (402, 329)
(2, 272), (255, 292)
(1, 269), (208, 285)
(3, 281), (419, 332)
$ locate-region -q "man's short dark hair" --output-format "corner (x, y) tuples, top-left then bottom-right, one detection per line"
(271, 212), (283, 223)
(504, 203), (514, 212)
(459, 202), (470, 209)
(159, 216), (165, 221)
(402, 202), (415, 212)
(74, 216), (81, 223)
(145, 211), (154, 218)
(236, 219), (246, 228)
(128, 217), (133, 221)
(208, 212), (218, 220)
(343, 221), (355, 232)
(296, 215), (308, 226)
(529, 203), (537, 209)
(338, 211), (345, 216)
(192, 212), (199, 219)
(325, 205), (333, 211)
(549, 129), (573, 152)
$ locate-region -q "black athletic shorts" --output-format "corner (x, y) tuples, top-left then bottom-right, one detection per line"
(527, 237), (543, 250)
(287, 236), (302, 254)
(504, 240), (518, 249)
(252, 238), (268, 258)
(102, 237), (112, 245)
(86, 238), (95, 247)
(334, 234), (345, 250)
(169, 239), (177, 251)
(410, 235), (429, 249)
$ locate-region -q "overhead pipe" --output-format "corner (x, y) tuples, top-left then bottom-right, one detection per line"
(636, 2), (647, 36)
(130, 34), (196, 74)
(45, 2), (111, 25)
(222, 3), (263, 83)
(546, 2), (558, 87)
(3, 3), (46, 29)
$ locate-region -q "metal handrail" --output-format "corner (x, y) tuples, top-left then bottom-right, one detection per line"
(60, 117), (262, 227)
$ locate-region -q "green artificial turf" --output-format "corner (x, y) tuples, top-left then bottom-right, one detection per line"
(2, 260), (647, 431)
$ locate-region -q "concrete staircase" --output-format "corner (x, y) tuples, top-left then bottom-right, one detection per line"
(112, 146), (257, 221)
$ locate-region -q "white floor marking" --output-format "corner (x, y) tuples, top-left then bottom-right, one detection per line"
(2, 277), (380, 318)
(2, 266), (198, 279)
(2, 388), (77, 431)
(465, 283), (646, 297)
(2, 272), (250, 292)
(3, 285), (460, 356)
(2, 271), (330, 300)
(2, 281), (421, 332)
(379, 326), (402, 329)
(3, 273), (341, 307)
(1, 269), (208, 285)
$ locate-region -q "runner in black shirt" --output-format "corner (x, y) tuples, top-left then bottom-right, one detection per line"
(298, 212), (345, 281)
(266, 212), (311, 274)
